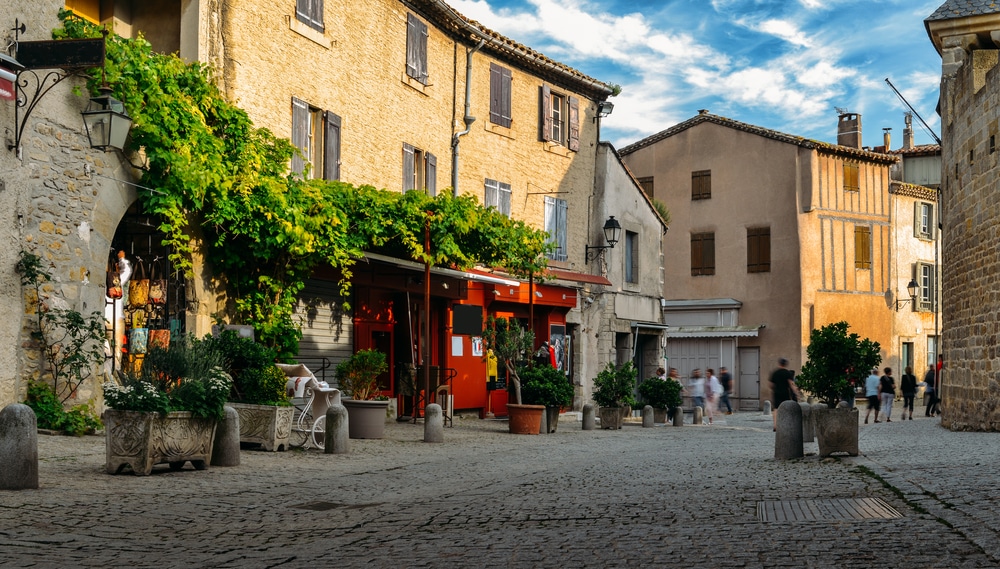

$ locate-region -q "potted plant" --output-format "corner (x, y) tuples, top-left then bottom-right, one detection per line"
(519, 365), (574, 433)
(638, 375), (683, 423)
(208, 331), (293, 451)
(336, 349), (390, 439)
(103, 335), (232, 475)
(592, 361), (637, 430)
(481, 317), (544, 434)
(797, 321), (880, 457)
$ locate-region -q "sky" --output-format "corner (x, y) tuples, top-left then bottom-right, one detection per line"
(449, 0), (945, 150)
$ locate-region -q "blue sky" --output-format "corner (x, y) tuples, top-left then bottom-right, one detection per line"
(450, 0), (945, 150)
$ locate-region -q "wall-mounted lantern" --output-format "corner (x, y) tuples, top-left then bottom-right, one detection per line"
(585, 215), (622, 265)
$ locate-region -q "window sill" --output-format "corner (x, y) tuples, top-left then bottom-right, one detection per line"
(543, 142), (571, 158)
(288, 16), (331, 48)
(401, 72), (430, 95)
(485, 122), (515, 140)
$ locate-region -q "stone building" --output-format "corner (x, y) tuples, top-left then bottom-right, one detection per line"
(926, 0), (1000, 430)
(619, 111), (899, 409)
(0, 1), (667, 415)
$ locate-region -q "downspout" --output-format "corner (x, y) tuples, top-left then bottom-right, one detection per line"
(451, 39), (485, 196)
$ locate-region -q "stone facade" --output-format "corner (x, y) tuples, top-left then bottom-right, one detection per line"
(927, 2), (1000, 430)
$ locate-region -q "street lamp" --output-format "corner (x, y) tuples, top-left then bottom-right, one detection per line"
(892, 279), (920, 311)
(81, 86), (132, 152)
(585, 215), (622, 265)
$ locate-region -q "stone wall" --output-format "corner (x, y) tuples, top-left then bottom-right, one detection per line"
(938, 46), (1000, 431)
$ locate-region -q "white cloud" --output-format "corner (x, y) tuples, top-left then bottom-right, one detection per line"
(756, 19), (813, 47)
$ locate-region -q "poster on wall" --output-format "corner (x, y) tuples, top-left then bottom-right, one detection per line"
(550, 324), (565, 371)
(471, 336), (483, 357)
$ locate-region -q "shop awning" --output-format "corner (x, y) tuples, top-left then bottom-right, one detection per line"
(363, 252), (521, 287)
(665, 325), (764, 338)
(631, 321), (669, 331)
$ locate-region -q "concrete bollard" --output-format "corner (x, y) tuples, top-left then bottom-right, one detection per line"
(0, 404), (38, 490)
(211, 406), (241, 467)
(672, 407), (684, 427)
(424, 403), (444, 443)
(582, 403), (595, 431)
(799, 402), (814, 443)
(774, 400), (804, 460)
(693, 406), (703, 425)
(642, 405), (654, 427)
(324, 404), (350, 454)
(762, 400), (772, 416)
(539, 407), (549, 434)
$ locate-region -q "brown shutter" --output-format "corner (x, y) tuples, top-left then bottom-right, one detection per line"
(704, 233), (715, 275)
(540, 85), (552, 142)
(323, 111), (341, 181)
(567, 96), (580, 151)
(691, 234), (702, 276)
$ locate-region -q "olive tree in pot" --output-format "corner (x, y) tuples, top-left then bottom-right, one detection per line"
(592, 361), (637, 430)
(481, 317), (543, 434)
(638, 375), (683, 423)
(797, 321), (880, 457)
(519, 365), (574, 433)
(336, 349), (390, 439)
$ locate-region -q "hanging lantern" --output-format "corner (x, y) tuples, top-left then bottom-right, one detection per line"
(81, 86), (132, 151)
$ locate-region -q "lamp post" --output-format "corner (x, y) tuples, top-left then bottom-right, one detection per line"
(584, 215), (622, 265)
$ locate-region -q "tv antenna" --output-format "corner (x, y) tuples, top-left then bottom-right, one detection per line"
(835, 106), (850, 115)
(885, 78), (941, 145)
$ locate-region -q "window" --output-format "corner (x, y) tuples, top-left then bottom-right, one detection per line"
(489, 63), (512, 128)
(291, 98), (341, 180)
(296, 0), (324, 32)
(539, 86), (579, 151)
(691, 232), (715, 276)
(692, 170), (711, 200)
(405, 13), (428, 85)
(484, 179), (511, 217)
(927, 336), (938, 368)
(854, 225), (871, 269)
(637, 176), (654, 197)
(901, 342), (914, 371)
(402, 143), (436, 194)
(624, 231), (639, 284)
(914, 202), (935, 240)
(844, 162), (859, 191)
(914, 262), (936, 311)
(747, 227), (771, 273)
(544, 196), (567, 261)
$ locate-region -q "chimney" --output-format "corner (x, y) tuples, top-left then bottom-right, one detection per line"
(837, 112), (862, 149)
(882, 128), (891, 151)
(903, 112), (914, 150)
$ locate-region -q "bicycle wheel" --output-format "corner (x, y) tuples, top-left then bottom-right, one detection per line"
(288, 408), (311, 448)
(310, 414), (326, 450)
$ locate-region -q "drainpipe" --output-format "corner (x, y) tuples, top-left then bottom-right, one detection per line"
(452, 39), (485, 197)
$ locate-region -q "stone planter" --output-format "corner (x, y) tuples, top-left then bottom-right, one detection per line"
(599, 406), (624, 430)
(343, 399), (390, 439)
(104, 410), (217, 475)
(229, 402), (294, 451)
(653, 408), (668, 423)
(813, 406), (859, 457)
(507, 404), (545, 434)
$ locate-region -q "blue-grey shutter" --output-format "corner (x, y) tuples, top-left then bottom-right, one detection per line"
(499, 182), (511, 217)
(540, 85), (552, 141)
(568, 96), (579, 151)
(323, 111), (341, 181)
(417, 18), (429, 84)
(426, 153), (436, 195)
(500, 67), (512, 128)
(402, 143), (415, 191)
(555, 198), (567, 261)
(291, 97), (309, 177)
(490, 64), (502, 125)
(296, 0), (324, 31)
(484, 179), (497, 209)
(406, 14), (428, 84)
(490, 64), (512, 128)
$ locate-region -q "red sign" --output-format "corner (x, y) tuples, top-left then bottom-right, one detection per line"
(0, 77), (13, 101)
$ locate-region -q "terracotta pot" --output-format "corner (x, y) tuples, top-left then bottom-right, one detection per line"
(343, 399), (390, 439)
(507, 403), (545, 434)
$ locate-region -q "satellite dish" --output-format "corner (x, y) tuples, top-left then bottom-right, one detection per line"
(884, 289), (894, 309)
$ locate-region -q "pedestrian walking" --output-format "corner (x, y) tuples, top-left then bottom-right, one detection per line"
(718, 366), (734, 415)
(864, 367), (881, 424)
(705, 369), (722, 424)
(923, 364), (937, 417)
(900, 366), (917, 420)
(770, 358), (800, 432)
(879, 367), (896, 422)
(666, 367), (684, 422)
(688, 369), (705, 415)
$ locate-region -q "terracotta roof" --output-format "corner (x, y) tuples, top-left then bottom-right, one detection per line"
(407, 0), (615, 100)
(889, 144), (942, 157)
(617, 111), (899, 165)
(926, 0), (1000, 22)
(890, 182), (939, 201)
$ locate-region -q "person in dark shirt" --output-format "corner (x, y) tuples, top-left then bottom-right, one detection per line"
(718, 366), (733, 415)
(770, 358), (799, 432)
(899, 366), (917, 420)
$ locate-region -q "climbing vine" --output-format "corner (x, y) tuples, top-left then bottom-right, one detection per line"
(57, 13), (551, 359)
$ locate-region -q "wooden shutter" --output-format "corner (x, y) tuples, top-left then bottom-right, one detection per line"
(500, 67), (512, 127)
(567, 96), (580, 151)
(499, 181), (511, 217)
(291, 97), (309, 177)
(402, 143), (415, 191)
(406, 13), (419, 80)
(844, 162), (859, 191)
(692, 233), (715, 276)
(692, 170), (711, 199)
(296, 0), (323, 31)
(323, 111), (341, 181)
(540, 85), (552, 142)
(417, 18), (428, 84)
(425, 153), (436, 195)
(489, 64), (512, 128)
(854, 226), (871, 269)
(747, 227), (770, 273)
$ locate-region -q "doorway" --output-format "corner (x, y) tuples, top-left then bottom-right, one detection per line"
(738, 347), (760, 410)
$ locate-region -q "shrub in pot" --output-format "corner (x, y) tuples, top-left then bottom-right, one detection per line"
(638, 375), (683, 421)
(520, 365), (574, 433)
(336, 349), (390, 439)
(592, 361), (637, 430)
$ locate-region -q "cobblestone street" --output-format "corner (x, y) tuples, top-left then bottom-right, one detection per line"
(1, 404), (997, 568)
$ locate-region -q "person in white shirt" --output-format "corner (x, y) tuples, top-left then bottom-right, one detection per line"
(864, 368), (882, 424)
(688, 369), (706, 414)
(705, 369), (723, 425)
